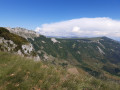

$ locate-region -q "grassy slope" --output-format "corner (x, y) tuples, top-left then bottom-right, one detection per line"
(0, 51), (120, 90)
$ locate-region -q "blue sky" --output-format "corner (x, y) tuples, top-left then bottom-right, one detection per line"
(0, 0), (120, 29)
(1, 0), (120, 40)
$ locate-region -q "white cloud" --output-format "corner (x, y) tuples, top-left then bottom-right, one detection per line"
(72, 26), (82, 33)
(35, 27), (41, 32)
(35, 17), (120, 39)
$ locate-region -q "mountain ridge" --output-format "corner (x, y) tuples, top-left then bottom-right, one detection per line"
(6, 27), (40, 39)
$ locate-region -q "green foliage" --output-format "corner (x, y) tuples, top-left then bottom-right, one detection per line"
(81, 66), (101, 77)
(103, 65), (120, 76)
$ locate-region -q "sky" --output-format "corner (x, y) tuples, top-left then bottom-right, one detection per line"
(0, 0), (120, 40)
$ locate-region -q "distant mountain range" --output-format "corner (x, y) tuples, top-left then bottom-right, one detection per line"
(0, 27), (120, 83)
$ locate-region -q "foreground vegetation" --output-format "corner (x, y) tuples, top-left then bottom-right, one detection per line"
(0, 51), (120, 90)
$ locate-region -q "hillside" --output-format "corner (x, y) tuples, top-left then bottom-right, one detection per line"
(0, 27), (120, 89)
(0, 51), (120, 90)
(28, 34), (120, 80)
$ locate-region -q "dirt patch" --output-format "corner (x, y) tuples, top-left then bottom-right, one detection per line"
(67, 68), (79, 75)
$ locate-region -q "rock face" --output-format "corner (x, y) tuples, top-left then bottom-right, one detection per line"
(0, 37), (17, 51)
(17, 44), (41, 61)
(21, 44), (41, 61)
(6, 27), (40, 39)
(51, 38), (60, 43)
(0, 27), (40, 61)
(97, 46), (105, 54)
(22, 44), (33, 54)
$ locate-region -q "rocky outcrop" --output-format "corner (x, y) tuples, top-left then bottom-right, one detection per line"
(6, 27), (40, 39)
(22, 44), (33, 54)
(0, 37), (17, 52)
(51, 38), (60, 43)
(0, 27), (41, 61)
(0, 37), (40, 61)
(21, 44), (41, 61)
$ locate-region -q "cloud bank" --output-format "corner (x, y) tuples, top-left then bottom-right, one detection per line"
(35, 17), (120, 40)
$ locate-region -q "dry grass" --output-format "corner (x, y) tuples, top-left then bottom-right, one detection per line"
(0, 51), (120, 90)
